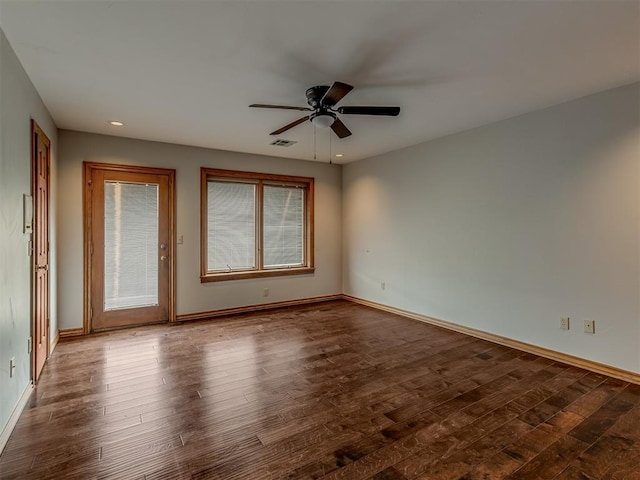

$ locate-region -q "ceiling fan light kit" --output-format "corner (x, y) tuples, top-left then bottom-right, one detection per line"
(250, 81), (400, 139)
(310, 111), (336, 128)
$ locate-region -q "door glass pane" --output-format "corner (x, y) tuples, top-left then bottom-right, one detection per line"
(263, 185), (304, 268)
(104, 181), (159, 310)
(207, 181), (256, 271)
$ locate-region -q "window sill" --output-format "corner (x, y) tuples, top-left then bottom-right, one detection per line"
(200, 267), (315, 283)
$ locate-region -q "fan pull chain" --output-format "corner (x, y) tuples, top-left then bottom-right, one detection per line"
(329, 129), (332, 165)
(313, 126), (317, 161)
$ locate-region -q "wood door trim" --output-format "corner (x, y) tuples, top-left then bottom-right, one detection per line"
(83, 162), (176, 333)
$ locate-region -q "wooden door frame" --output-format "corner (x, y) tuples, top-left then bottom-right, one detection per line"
(83, 162), (177, 333)
(31, 120), (50, 382)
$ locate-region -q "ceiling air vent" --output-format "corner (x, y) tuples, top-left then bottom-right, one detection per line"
(270, 139), (297, 147)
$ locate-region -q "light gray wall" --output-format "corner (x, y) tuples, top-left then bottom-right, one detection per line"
(57, 130), (343, 329)
(0, 30), (58, 435)
(343, 82), (640, 373)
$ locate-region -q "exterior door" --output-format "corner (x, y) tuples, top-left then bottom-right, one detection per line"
(86, 163), (175, 331)
(32, 121), (50, 381)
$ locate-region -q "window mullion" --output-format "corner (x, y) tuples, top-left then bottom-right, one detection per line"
(257, 182), (264, 270)
(302, 188), (307, 266)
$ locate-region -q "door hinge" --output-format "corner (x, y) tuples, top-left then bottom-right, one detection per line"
(28, 336), (33, 354)
(90, 243), (94, 256)
(90, 306), (93, 319)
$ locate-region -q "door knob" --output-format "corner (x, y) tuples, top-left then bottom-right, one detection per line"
(160, 255), (168, 261)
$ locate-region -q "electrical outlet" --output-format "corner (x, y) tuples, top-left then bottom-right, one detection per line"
(9, 357), (16, 378)
(584, 319), (595, 334)
(560, 317), (570, 330)
(263, 288), (269, 297)
(177, 234), (183, 245)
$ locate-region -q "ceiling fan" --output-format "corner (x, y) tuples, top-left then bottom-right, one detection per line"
(250, 81), (400, 138)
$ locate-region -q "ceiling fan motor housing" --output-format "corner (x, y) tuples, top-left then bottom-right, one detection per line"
(306, 85), (330, 108)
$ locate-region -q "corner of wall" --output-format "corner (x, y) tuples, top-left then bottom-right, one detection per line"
(0, 26), (58, 445)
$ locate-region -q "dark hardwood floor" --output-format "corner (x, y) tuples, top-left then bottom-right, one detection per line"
(1, 300), (639, 479)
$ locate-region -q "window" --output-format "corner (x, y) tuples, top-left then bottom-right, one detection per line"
(201, 168), (314, 282)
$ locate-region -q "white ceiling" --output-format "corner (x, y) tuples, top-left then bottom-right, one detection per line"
(1, 1), (638, 164)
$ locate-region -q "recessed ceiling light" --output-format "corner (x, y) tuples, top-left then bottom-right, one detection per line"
(109, 121), (124, 126)
(335, 153), (344, 158)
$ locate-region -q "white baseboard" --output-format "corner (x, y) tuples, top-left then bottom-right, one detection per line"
(0, 381), (34, 455)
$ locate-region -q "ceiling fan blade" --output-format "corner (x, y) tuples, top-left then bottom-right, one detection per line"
(337, 106), (400, 116)
(250, 104), (312, 111)
(320, 81), (354, 107)
(270, 116), (309, 135)
(330, 117), (352, 138)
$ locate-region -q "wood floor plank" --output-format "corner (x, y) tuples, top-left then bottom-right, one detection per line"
(506, 434), (589, 480)
(554, 435), (639, 480)
(0, 300), (638, 480)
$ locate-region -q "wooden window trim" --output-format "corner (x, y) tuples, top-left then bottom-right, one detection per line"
(200, 168), (315, 283)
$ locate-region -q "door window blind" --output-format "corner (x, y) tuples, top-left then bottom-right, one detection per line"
(104, 181), (159, 310)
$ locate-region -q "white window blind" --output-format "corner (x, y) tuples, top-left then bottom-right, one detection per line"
(104, 181), (159, 310)
(207, 181), (256, 271)
(263, 185), (304, 268)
